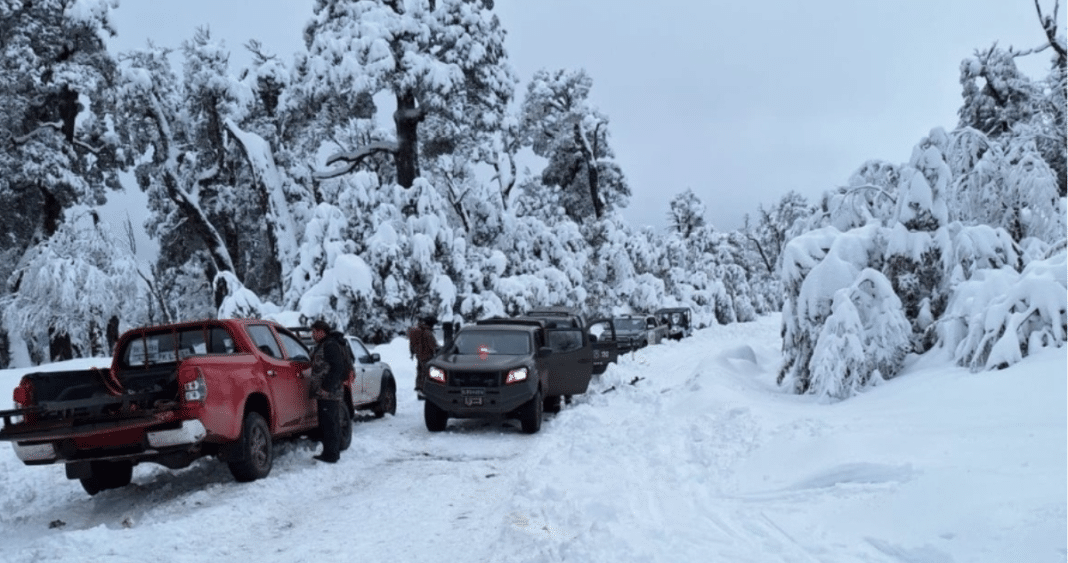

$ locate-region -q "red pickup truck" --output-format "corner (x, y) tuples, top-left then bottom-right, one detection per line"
(0, 319), (354, 495)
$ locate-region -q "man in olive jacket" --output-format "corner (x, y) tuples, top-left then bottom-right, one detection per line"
(310, 319), (350, 463)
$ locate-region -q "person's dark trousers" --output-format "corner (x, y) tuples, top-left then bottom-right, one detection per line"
(415, 361), (428, 391)
(317, 399), (341, 462)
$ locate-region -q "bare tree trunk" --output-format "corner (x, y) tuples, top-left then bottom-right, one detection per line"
(49, 329), (72, 362)
(106, 316), (120, 353)
(394, 91), (425, 190)
(574, 122), (603, 219)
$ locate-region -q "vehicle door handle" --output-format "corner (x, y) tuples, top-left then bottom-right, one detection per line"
(267, 369), (276, 377)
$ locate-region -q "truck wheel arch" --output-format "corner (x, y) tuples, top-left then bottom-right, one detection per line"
(244, 393), (272, 429)
(218, 393), (271, 461)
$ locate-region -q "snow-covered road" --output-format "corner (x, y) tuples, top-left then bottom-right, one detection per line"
(0, 314), (1063, 562)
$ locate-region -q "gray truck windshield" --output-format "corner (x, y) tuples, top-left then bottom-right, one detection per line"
(453, 332), (531, 356)
(615, 319), (645, 331)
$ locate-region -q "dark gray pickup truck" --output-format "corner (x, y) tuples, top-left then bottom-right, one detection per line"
(422, 317), (594, 434)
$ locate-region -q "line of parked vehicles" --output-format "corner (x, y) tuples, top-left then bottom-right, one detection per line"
(0, 307), (692, 495)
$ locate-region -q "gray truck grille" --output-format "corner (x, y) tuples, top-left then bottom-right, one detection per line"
(448, 371), (502, 388)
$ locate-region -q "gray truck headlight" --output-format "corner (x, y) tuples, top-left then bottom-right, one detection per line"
(505, 367), (528, 384)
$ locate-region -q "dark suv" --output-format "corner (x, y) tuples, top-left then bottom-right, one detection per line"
(422, 317), (593, 434)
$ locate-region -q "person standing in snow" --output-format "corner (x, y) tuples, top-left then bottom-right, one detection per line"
(408, 315), (438, 396)
(309, 319), (350, 464)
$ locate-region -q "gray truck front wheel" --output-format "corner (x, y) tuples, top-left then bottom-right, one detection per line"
(424, 400), (448, 432)
(520, 390), (543, 434)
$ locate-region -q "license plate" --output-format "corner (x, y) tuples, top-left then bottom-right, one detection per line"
(464, 397), (483, 406)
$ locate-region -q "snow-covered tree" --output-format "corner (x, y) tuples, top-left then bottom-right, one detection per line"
(519, 68), (630, 222)
(743, 190), (815, 275)
(114, 41), (241, 309)
(958, 5), (1067, 196)
(778, 224), (880, 392)
(808, 268), (911, 400)
(0, 0), (126, 364)
(780, 22), (1068, 395)
(940, 245), (1066, 371)
(115, 29), (307, 312)
(2, 208), (138, 363)
(667, 189), (706, 238)
(304, 0), (518, 190)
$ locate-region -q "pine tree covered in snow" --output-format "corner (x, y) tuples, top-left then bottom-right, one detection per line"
(667, 189), (706, 238)
(519, 68), (631, 223)
(303, 0), (517, 189)
(0, 0), (126, 365)
(808, 268), (911, 400)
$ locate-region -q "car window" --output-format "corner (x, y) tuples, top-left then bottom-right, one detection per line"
(208, 327), (236, 354)
(122, 332), (175, 366)
(246, 325), (282, 358)
(177, 328), (207, 360)
(347, 337), (371, 361)
(277, 330), (310, 362)
(547, 329), (583, 353)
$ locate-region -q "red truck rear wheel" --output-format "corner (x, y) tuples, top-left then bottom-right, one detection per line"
(227, 412), (272, 482)
(79, 460), (133, 496)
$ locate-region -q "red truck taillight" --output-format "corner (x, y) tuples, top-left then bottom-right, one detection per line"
(12, 376), (37, 423)
(180, 367), (208, 403)
(12, 377), (33, 407)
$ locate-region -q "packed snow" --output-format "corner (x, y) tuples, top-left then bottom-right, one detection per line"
(0, 314), (1062, 562)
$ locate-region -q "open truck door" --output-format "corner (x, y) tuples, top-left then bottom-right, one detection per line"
(587, 318), (620, 375)
(542, 327), (593, 396)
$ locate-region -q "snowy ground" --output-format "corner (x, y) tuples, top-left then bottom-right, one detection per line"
(0, 314), (1063, 563)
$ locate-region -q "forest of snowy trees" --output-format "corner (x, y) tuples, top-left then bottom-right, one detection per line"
(0, 0), (1064, 401)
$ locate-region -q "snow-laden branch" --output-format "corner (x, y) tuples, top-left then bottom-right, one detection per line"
(12, 121), (103, 154)
(1035, 0), (1067, 61)
(315, 141), (400, 179)
(146, 90), (237, 275)
(837, 184), (898, 204)
(11, 121), (63, 144)
(224, 118), (299, 276)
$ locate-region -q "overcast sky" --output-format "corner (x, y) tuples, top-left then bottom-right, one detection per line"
(107, 0), (1051, 231)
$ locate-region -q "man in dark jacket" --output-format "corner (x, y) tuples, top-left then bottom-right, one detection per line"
(310, 319), (350, 463)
